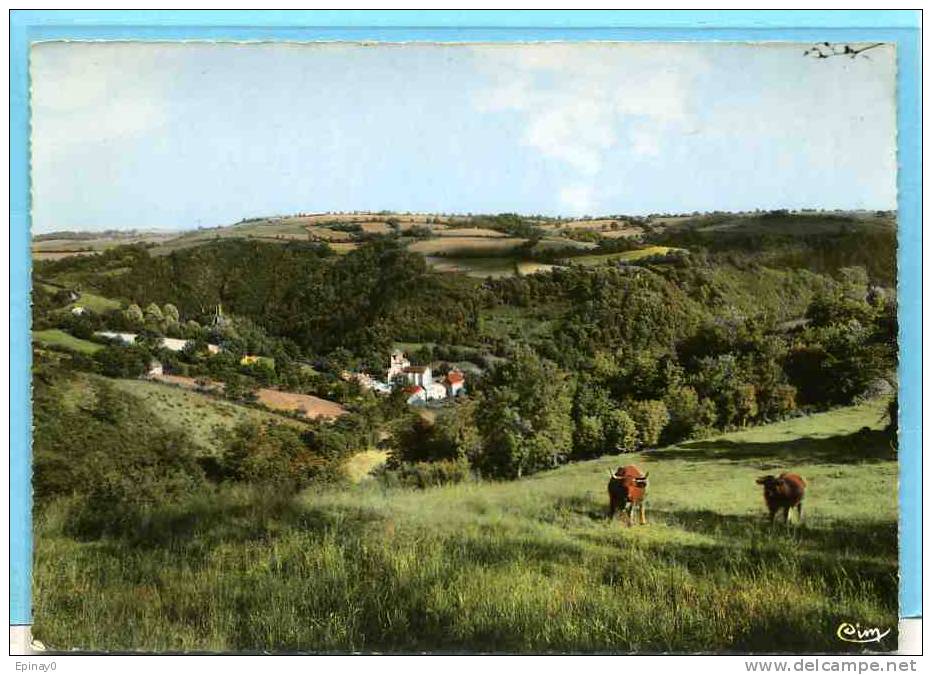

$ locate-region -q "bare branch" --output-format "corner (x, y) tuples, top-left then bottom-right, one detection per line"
(804, 42), (885, 60)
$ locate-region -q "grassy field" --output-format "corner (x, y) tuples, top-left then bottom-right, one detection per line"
(33, 329), (104, 354)
(566, 246), (681, 267)
(32, 399), (896, 653)
(110, 378), (309, 456)
(424, 256), (519, 278)
(409, 237), (526, 256)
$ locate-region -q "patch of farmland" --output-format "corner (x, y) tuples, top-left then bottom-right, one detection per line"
(599, 227), (644, 238)
(328, 242), (359, 254)
(33, 329), (103, 354)
(531, 238), (597, 253)
(256, 388), (347, 419)
(148, 373), (346, 420)
(564, 246), (682, 267)
(32, 251), (99, 261)
(559, 219), (634, 230)
(516, 262), (562, 276)
(358, 221), (393, 234)
(409, 237), (526, 256)
(436, 228), (507, 238)
(306, 226), (355, 242)
(424, 256), (518, 279)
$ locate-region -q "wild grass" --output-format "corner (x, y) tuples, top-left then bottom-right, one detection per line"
(110, 378), (308, 455)
(32, 400), (897, 653)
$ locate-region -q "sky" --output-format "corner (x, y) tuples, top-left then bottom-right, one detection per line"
(30, 41), (897, 233)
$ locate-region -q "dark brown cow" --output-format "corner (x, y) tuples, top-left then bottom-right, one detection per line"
(608, 465), (649, 526)
(756, 472), (807, 524)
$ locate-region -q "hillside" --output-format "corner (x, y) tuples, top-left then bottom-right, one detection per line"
(32, 399), (896, 653)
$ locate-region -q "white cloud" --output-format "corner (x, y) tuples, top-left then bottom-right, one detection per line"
(472, 44), (708, 211)
(31, 42), (171, 150)
(474, 44), (705, 169)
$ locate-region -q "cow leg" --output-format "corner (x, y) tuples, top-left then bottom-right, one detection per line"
(639, 502), (647, 525)
(624, 503), (633, 527)
(796, 502), (803, 525)
(782, 507), (790, 525)
(768, 507), (777, 526)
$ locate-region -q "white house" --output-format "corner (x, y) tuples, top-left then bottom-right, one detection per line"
(424, 381), (447, 401)
(147, 360), (164, 377)
(445, 370), (466, 397)
(403, 385), (427, 405)
(162, 337), (189, 352)
(403, 365), (432, 388)
(95, 331), (137, 345)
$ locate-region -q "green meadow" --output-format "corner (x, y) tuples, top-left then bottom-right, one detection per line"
(33, 398), (897, 653)
(33, 329), (103, 355)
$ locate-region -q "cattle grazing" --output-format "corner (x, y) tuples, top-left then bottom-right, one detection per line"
(608, 465), (649, 526)
(756, 473), (807, 524)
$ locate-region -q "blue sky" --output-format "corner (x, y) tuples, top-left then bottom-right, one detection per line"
(30, 41), (896, 233)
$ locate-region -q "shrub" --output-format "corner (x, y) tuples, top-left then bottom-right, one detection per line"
(379, 457), (472, 489)
(219, 421), (328, 490)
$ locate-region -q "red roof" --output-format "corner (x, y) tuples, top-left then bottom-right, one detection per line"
(446, 371), (465, 384)
(403, 385), (424, 395)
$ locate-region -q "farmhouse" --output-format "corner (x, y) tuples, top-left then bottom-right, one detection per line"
(445, 370), (465, 397)
(403, 385), (427, 405)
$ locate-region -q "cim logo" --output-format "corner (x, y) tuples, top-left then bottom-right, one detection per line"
(836, 622), (891, 644)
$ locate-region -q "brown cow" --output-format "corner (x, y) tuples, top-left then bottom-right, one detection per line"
(756, 473), (807, 524)
(608, 465), (649, 526)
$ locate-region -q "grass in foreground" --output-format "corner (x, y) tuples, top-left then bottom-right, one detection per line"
(33, 400), (897, 653)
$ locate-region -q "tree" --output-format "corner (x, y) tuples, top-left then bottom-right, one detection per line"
(627, 400), (670, 448)
(220, 421), (326, 489)
(124, 303), (144, 326)
(163, 303), (180, 324)
(474, 347), (575, 479)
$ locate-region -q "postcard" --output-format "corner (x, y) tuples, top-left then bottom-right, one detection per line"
(12, 12), (920, 657)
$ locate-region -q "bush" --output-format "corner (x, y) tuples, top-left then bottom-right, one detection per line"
(32, 371), (206, 539)
(219, 421), (329, 490)
(378, 457), (472, 489)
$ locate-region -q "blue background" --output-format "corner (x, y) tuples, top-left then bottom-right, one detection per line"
(9, 9), (922, 625)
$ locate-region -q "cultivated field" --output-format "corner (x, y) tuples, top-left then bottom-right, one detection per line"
(409, 237), (526, 256)
(32, 399), (896, 653)
(148, 374), (346, 420)
(565, 246), (681, 267)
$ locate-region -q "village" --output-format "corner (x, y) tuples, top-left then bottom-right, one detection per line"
(343, 350), (466, 405)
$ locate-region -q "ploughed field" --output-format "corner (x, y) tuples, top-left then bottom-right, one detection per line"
(32, 399), (897, 653)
